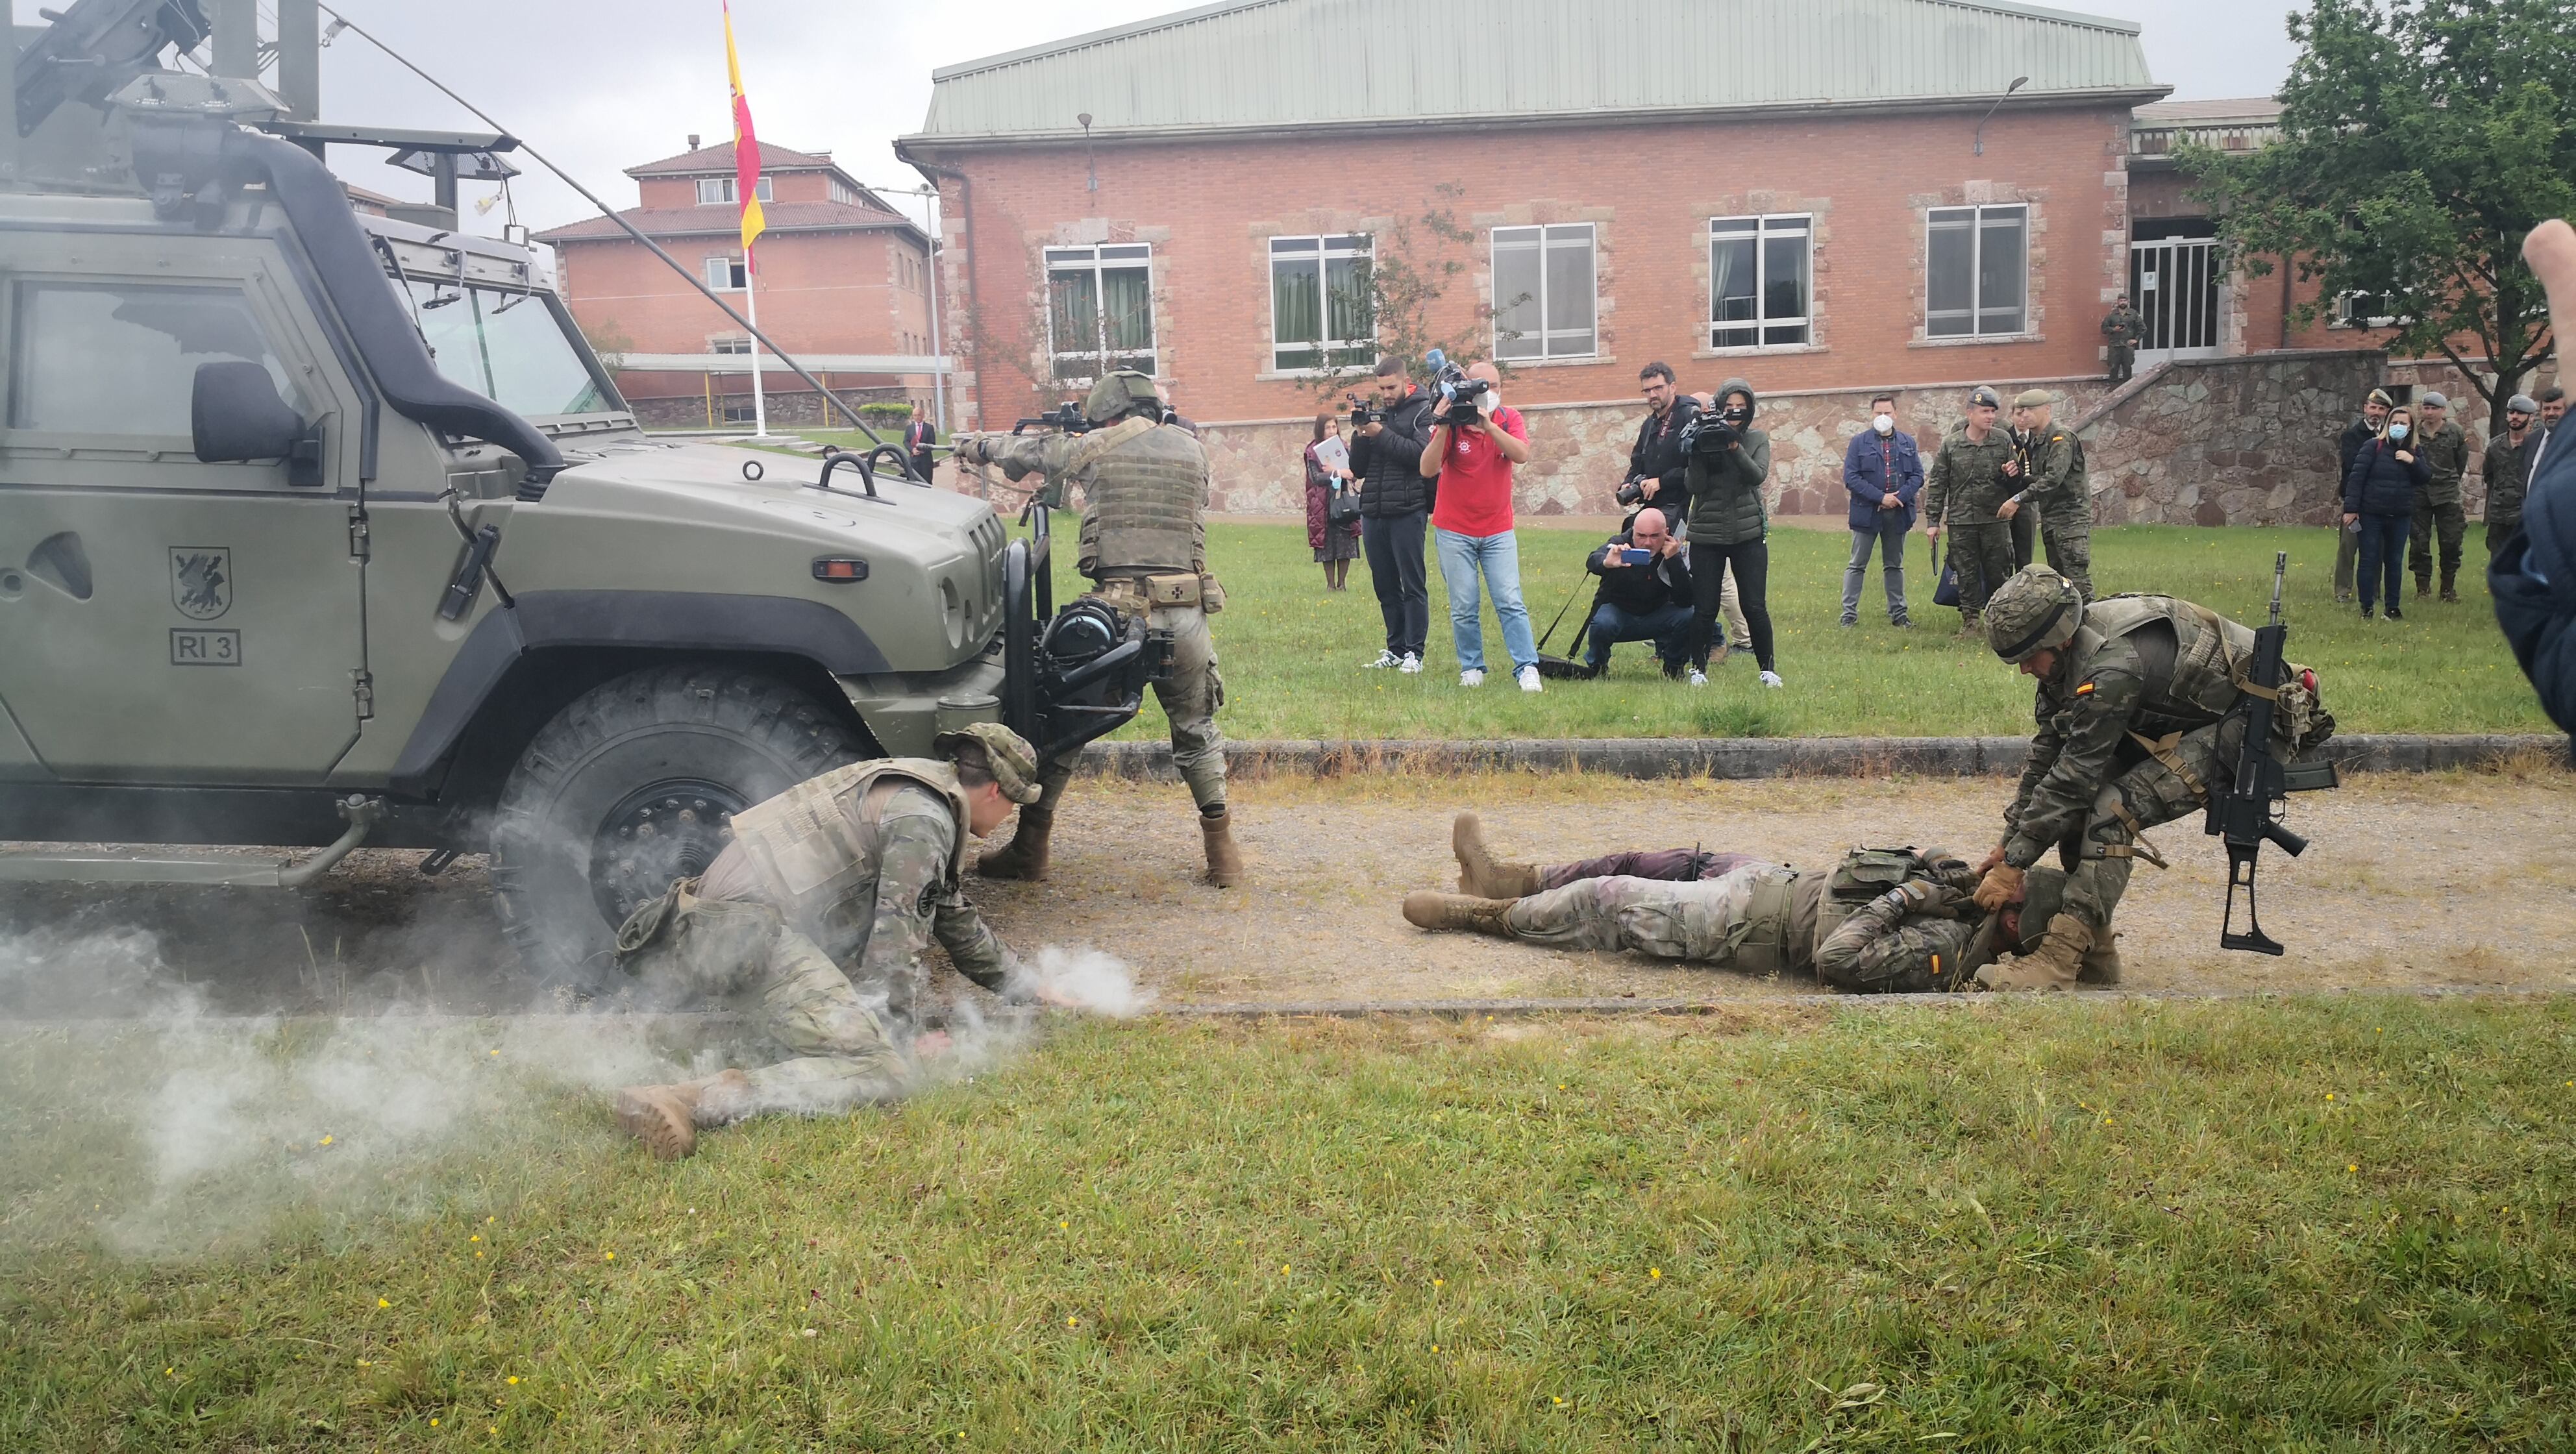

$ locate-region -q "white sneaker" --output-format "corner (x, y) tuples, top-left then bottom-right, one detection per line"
(1459, 669), (1485, 688)
(1688, 669), (1708, 687)
(1398, 653), (1422, 674)
(1759, 670), (1783, 688)
(1364, 649), (1400, 669)
(1517, 665), (1542, 693)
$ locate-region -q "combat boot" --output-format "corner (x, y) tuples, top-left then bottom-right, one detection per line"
(613, 1068), (752, 1161)
(1452, 812), (1541, 899)
(1402, 891), (1517, 939)
(1200, 807), (1244, 889)
(1958, 610), (1983, 637)
(976, 806), (1053, 881)
(2078, 930), (2123, 986)
(1976, 913), (2094, 992)
(2439, 572), (2460, 603)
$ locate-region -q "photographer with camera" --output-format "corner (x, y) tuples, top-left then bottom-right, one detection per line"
(1418, 358), (1541, 691)
(1679, 378), (1783, 688)
(1626, 363), (1698, 511)
(1350, 356), (1439, 673)
(1581, 505), (1695, 678)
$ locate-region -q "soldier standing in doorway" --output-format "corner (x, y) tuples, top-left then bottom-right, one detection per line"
(1999, 389), (2094, 600)
(2410, 391), (2471, 603)
(1921, 385), (2022, 634)
(952, 370), (1245, 887)
(2101, 293), (2144, 384)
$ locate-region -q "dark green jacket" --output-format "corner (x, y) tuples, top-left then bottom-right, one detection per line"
(2420, 420), (2470, 507)
(1681, 377), (1771, 546)
(2484, 431), (2531, 533)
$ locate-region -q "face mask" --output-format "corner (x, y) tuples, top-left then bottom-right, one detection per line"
(1873, 413), (1894, 435)
(2388, 424), (2410, 441)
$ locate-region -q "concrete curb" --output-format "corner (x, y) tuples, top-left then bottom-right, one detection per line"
(1070, 733), (2566, 782)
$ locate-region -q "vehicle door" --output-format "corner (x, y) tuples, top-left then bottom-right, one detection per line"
(0, 226), (369, 783)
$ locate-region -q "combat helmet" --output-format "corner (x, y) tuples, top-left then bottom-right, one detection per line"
(1083, 369), (1163, 425)
(934, 721), (1044, 804)
(2014, 866), (2070, 953)
(1985, 566), (2085, 663)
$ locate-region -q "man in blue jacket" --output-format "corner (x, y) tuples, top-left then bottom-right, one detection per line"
(1840, 392), (1922, 628)
(2494, 219), (2576, 752)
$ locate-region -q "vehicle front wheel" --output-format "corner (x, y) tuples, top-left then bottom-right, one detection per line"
(488, 665), (869, 989)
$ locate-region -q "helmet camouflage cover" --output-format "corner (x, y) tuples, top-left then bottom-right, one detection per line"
(1985, 566), (2085, 663)
(934, 721), (1043, 804)
(1083, 369), (1163, 425)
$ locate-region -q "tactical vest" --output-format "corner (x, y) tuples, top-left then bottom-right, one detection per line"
(1069, 415), (1208, 576)
(2072, 595), (2329, 752)
(1714, 869), (1824, 977)
(722, 759), (974, 954)
(1810, 847), (1940, 952)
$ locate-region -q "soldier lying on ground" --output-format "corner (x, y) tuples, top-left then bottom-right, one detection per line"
(1405, 813), (2109, 992)
(610, 723), (1068, 1160)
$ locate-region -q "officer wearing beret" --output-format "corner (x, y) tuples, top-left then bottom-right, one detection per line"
(2000, 389), (2094, 601)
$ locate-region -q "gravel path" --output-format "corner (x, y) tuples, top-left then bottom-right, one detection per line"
(4, 769), (2569, 1016)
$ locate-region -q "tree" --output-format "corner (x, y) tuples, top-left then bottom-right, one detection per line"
(580, 317), (636, 372)
(2187, 0), (2576, 433)
(1309, 185), (1524, 402)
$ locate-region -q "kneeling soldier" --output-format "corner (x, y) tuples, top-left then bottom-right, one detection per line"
(1971, 565), (2322, 989)
(1414, 814), (2088, 993)
(610, 722), (1046, 1159)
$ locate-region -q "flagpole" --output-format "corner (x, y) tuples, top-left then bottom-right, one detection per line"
(743, 244), (769, 438)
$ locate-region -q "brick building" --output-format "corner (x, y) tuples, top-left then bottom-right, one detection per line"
(897, 0), (2170, 443)
(538, 140), (938, 428)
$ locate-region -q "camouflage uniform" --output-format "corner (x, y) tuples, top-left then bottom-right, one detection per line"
(2411, 417), (2471, 597)
(2009, 415), (2093, 601)
(1498, 851), (1991, 992)
(2483, 408), (2535, 561)
(1922, 416), (2022, 624)
(959, 372), (1239, 885)
(615, 758), (1025, 1121)
(2101, 303), (2144, 384)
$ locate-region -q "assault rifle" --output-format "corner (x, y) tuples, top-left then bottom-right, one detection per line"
(1013, 402), (1095, 436)
(2202, 551), (2340, 955)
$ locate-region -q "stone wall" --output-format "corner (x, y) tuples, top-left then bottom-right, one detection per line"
(2072, 349), (2383, 526)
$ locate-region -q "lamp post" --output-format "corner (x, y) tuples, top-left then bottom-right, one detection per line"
(1974, 76), (2031, 156)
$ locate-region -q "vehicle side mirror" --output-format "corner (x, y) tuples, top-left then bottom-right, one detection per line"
(193, 361), (325, 487)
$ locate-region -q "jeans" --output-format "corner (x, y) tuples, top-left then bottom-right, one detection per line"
(1583, 600), (1695, 674)
(1539, 848), (1757, 891)
(2354, 513), (2409, 613)
(1841, 514), (1910, 622)
(1689, 539), (1774, 672)
(1433, 527), (1537, 674)
(1362, 510), (1430, 658)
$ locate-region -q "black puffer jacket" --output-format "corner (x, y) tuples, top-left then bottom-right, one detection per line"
(1348, 388), (1438, 519)
(1627, 395), (1700, 509)
(2343, 434), (2430, 519)
(1681, 377), (1772, 545)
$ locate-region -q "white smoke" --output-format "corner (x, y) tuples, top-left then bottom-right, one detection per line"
(1030, 944), (1154, 1018)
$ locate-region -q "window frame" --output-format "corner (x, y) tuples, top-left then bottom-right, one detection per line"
(1924, 204), (2030, 340)
(1266, 232), (1377, 375)
(1491, 223), (1599, 362)
(708, 334), (754, 355)
(1042, 243), (1158, 384)
(703, 256), (748, 293)
(695, 175), (773, 206)
(4, 276), (308, 445)
(1706, 213), (1814, 352)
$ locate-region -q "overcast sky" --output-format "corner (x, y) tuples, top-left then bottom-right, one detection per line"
(16, 0), (2305, 240)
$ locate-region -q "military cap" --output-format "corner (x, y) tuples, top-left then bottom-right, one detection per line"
(2366, 387), (2394, 409)
(935, 722), (1044, 804)
(2420, 390), (2449, 410)
(1984, 566), (2085, 663)
(1968, 385), (2002, 409)
(2013, 388), (2053, 408)
(2508, 393), (2540, 415)
(2015, 867), (2070, 954)
(1082, 369), (1163, 425)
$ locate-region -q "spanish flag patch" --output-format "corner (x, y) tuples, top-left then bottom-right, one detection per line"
(2075, 681), (2098, 696)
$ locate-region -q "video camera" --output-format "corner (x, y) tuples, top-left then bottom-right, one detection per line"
(1615, 474), (1650, 508)
(1346, 393), (1381, 430)
(1679, 412), (1739, 457)
(1012, 402), (1095, 436)
(1424, 348), (1491, 428)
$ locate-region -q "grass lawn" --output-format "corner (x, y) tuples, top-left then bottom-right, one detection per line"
(4, 997), (2570, 1449)
(1057, 521), (2551, 741)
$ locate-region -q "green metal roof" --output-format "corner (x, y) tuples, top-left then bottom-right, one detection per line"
(903, 0), (2166, 149)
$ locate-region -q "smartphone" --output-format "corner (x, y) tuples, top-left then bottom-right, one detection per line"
(1620, 548), (1654, 565)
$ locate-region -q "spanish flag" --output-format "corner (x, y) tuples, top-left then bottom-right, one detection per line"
(723, 1), (765, 255)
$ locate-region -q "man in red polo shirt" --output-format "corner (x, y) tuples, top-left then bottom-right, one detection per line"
(1418, 360), (1540, 690)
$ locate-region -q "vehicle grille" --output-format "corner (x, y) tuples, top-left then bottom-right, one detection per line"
(971, 513), (1007, 640)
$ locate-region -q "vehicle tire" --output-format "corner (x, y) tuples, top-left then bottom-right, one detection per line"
(488, 664), (869, 989)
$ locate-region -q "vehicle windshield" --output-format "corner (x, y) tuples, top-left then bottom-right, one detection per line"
(409, 284), (614, 417)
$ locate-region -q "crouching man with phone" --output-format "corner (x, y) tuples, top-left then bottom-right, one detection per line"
(1581, 505), (1695, 678)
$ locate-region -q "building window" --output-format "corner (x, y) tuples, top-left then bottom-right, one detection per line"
(1926, 204), (2028, 338)
(721, 400), (759, 424)
(1268, 234), (1374, 373)
(704, 256), (747, 292)
(2332, 291), (2399, 328)
(1709, 214), (1811, 350)
(1045, 243), (1155, 383)
(1492, 224), (1596, 361)
(696, 175), (773, 206)
(828, 177), (856, 206)
(709, 334), (753, 355)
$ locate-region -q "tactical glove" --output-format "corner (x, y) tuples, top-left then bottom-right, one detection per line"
(1973, 863), (2025, 912)
(1894, 880), (1957, 915)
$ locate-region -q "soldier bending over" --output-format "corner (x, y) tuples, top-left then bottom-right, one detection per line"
(610, 724), (1054, 1159)
(1417, 813), (2096, 993)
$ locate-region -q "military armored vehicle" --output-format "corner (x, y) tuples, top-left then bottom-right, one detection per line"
(0, 0), (1154, 984)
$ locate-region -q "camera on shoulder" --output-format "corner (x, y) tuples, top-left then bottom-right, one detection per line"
(1681, 412), (1739, 456)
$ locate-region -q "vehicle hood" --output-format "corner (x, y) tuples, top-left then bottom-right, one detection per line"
(539, 438), (1003, 564)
